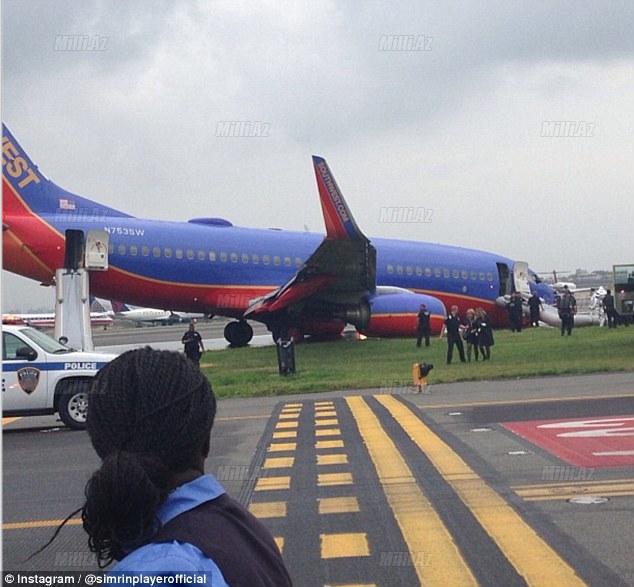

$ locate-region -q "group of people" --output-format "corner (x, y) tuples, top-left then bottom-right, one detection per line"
(507, 291), (544, 331)
(417, 304), (494, 364)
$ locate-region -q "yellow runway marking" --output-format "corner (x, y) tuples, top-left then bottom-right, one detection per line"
(346, 396), (477, 586)
(377, 395), (588, 586)
(268, 442), (297, 452)
(315, 410), (337, 418)
(318, 496), (360, 515)
(263, 457), (295, 469)
(255, 476), (291, 491)
(318, 472), (353, 487)
(316, 454), (348, 466)
(275, 421), (298, 429)
(249, 502), (287, 518)
(274, 536), (285, 553)
(315, 440), (344, 450)
(320, 532), (370, 559)
(272, 431), (297, 439)
(315, 428), (341, 437)
(4, 519), (82, 530)
(315, 418), (339, 427)
(2, 417), (22, 426)
(278, 413), (299, 420)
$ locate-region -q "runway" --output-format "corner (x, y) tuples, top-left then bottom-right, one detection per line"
(3, 371), (633, 585)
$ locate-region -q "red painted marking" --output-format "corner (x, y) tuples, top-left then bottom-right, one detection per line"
(502, 415), (634, 468)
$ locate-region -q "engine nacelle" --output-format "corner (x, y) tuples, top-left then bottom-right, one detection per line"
(361, 291), (446, 337)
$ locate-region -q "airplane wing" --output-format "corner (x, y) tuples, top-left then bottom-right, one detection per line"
(244, 157), (376, 330)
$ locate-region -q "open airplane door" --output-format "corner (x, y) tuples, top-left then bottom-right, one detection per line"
(513, 261), (531, 298)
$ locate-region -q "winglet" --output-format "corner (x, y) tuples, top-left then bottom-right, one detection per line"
(312, 156), (368, 242)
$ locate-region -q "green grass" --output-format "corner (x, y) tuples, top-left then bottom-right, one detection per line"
(199, 326), (634, 398)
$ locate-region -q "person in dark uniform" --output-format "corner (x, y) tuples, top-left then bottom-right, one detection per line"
(558, 286), (577, 336)
(182, 322), (205, 365)
(602, 289), (618, 329)
(82, 348), (293, 585)
(506, 291), (523, 332)
(416, 303), (431, 348)
(475, 307), (494, 360)
(527, 291), (542, 327)
(444, 305), (466, 364)
(463, 308), (479, 362)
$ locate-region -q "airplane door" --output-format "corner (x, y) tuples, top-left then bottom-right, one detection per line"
(513, 261), (531, 298)
(2, 332), (48, 412)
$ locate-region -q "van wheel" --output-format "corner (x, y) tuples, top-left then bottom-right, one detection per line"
(57, 380), (90, 430)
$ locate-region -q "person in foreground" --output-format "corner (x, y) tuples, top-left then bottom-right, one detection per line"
(82, 347), (293, 586)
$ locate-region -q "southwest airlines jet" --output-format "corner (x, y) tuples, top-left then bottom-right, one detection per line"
(2, 124), (554, 346)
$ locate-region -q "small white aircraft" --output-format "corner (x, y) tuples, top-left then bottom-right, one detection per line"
(111, 302), (204, 327)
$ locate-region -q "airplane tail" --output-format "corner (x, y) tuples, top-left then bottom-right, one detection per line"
(312, 156), (369, 242)
(110, 301), (130, 313)
(2, 123), (132, 219)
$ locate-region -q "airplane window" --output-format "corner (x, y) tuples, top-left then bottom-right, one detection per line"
(452, 269), (459, 279)
(165, 248), (172, 258)
(387, 264), (394, 274)
(209, 251), (216, 262)
(242, 253), (249, 264)
(396, 265), (403, 274)
(231, 253), (238, 263)
(118, 244), (126, 255)
(406, 266), (413, 275)
(263, 255), (270, 265)
(187, 250), (195, 260)
(295, 257), (302, 267)
(486, 272), (493, 281)
(198, 251), (206, 261)
(416, 267), (422, 276)
(220, 252), (227, 262)
(425, 268), (431, 277)
(462, 270), (468, 280)
(471, 272), (477, 280)
(108, 244), (114, 255)
(153, 247), (161, 258)
(284, 257), (291, 267)
(479, 272), (485, 281)
(176, 249), (183, 259)
(253, 254), (259, 264)
(434, 268), (441, 277)
(274, 256), (281, 265)
(142, 246), (149, 257)
(443, 269), (450, 278)
(130, 245), (138, 256)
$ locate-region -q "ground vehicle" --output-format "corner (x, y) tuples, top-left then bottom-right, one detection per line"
(613, 264), (634, 324)
(2, 324), (115, 429)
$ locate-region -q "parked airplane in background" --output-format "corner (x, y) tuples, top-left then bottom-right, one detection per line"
(2, 124), (555, 346)
(109, 301), (203, 327)
(1, 310), (113, 329)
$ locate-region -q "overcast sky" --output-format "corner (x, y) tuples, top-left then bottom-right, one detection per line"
(3, 0), (633, 311)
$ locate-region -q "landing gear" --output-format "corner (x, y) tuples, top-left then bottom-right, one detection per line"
(271, 326), (304, 343)
(224, 320), (253, 347)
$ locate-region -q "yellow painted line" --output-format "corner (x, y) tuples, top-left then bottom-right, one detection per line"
(318, 496), (360, 515)
(275, 421), (298, 429)
(315, 410), (337, 418)
(317, 454), (349, 466)
(248, 502), (287, 518)
(268, 442), (297, 452)
(421, 392), (634, 410)
(315, 418), (339, 427)
(278, 413), (299, 420)
(263, 457), (295, 469)
(274, 536), (284, 553)
(315, 401), (334, 407)
(318, 472), (353, 487)
(320, 532), (370, 559)
(346, 396), (476, 586)
(254, 476), (291, 491)
(315, 440), (344, 450)
(315, 428), (341, 437)
(272, 431), (297, 439)
(284, 403), (302, 408)
(377, 395), (588, 586)
(2, 417), (22, 425)
(4, 519), (82, 530)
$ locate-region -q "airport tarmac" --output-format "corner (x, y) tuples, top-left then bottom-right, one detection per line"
(3, 371), (633, 586)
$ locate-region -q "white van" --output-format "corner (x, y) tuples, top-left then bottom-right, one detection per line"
(2, 323), (116, 429)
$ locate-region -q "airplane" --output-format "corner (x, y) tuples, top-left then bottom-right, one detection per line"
(109, 301), (203, 327)
(2, 123), (556, 347)
(1, 310), (114, 329)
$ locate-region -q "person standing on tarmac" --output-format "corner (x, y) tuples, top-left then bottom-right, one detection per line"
(558, 286), (577, 336)
(416, 303), (431, 348)
(82, 348), (293, 585)
(527, 291), (542, 327)
(603, 289), (618, 329)
(444, 305), (466, 364)
(182, 322), (205, 366)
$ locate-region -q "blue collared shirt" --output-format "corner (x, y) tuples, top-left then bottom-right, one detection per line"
(110, 474), (229, 585)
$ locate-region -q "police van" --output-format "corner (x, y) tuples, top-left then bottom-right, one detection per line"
(2, 323), (116, 430)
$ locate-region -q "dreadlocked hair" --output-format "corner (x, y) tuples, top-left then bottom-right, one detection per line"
(82, 347), (216, 566)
